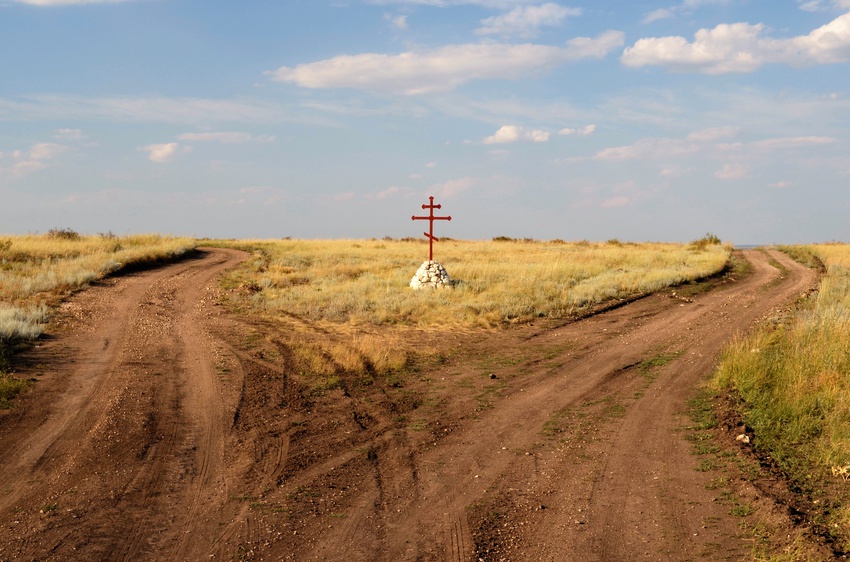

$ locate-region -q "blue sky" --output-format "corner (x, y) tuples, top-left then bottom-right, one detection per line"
(1, 0), (849, 243)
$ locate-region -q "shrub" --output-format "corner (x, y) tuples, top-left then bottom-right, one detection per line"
(47, 228), (80, 240)
(689, 233), (722, 251)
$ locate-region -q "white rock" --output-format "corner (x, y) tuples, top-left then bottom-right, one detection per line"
(410, 260), (452, 290)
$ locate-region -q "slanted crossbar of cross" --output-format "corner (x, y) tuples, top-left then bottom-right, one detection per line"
(411, 196), (451, 261)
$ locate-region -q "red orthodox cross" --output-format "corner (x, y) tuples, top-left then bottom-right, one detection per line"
(411, 195), (451, 261)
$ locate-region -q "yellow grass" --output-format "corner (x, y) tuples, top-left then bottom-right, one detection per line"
(215, 238), (731, 328)
(0, 233), (194, 343)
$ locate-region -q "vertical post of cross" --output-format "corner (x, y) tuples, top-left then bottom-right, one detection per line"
(411, 195), (452, 261)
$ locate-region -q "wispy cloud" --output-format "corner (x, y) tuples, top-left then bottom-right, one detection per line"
(13, 0), (137, 5)
(749, 136), (836, 150)
(430, 177), (477, 198)
(0, 95), (295, 125)
(595, 129), (835, 162)
(642, 0), (730, 24)
(28, 143), (69, 160)
(53, 128), (85, 140)
(623, 12), (850, 73)
(0, 141), (69, 180)
(476, 3), (581, 38)
(177, 132), (252, 143)
(685, 126), (738, 142)
(366, 0), (545, 7)
(797, 0), (850, 11)
(268, 31), (624, 94)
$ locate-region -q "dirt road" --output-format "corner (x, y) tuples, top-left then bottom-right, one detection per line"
(0, 248), (818, 561)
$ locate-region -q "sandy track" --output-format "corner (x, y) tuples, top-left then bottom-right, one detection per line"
(0, 248), (247, 561)
(0, 248), (818, 561)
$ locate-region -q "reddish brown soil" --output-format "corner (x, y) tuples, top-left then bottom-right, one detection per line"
(0, 247), (824, 561)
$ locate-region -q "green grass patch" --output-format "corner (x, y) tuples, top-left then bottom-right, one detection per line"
(0, 372), (29, 409)
(712, 243), (850, 551)
(638, 350), (685, 380)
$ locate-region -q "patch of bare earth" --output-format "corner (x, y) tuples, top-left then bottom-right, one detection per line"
(0, 248), (825, 561)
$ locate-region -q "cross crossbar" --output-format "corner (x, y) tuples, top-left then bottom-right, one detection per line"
(411, 195), (452, 261)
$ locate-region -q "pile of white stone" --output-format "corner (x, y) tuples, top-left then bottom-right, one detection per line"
(410, 260), (452, 290)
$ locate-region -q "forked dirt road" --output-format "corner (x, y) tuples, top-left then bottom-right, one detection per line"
(0, 248), (818, 561)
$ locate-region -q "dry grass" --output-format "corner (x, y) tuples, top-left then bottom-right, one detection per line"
(0, 233), (194, 344)
(208, 237), (730, 396)
(214, 238), (731, 328)
(713, 243), (850, 552)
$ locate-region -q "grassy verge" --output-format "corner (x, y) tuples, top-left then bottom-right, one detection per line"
(712, 243), (850, 552)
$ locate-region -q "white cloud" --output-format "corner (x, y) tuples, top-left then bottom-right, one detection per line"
(484, 125), (520, 143)
(268, 31), (624, 94)
(528, 129), (550, 142)
(483, 124), (550, 143)
(715, 163), (748, 179)
(476, 3), (581, 38)
(141, 142), (181, 163)
(623, 12), (850, 73)
(559, 123), (596, 136)
(177, 132), (254, 143)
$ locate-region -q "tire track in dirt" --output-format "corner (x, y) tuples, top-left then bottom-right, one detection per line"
(0, 247), (819, 561)
(280, 249), (816, 561)
(459, 249), (816, 561)
(0, 248), (248, 562)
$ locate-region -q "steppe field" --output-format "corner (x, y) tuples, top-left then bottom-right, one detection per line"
(1, 232), (848, 561)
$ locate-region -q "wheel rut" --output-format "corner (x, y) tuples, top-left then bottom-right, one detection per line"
(0, 248), (820, 561)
